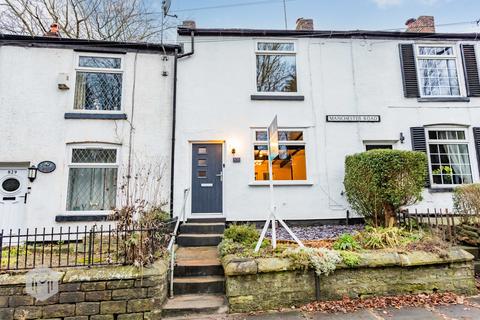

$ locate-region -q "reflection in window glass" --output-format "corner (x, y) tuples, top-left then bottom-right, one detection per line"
(198, 159), (207, 167)
(198, 147), (207, 154)
(79, 56), (121, 69)
(255, 130), (303, 141)
(417, 46), (460, 97)
(74, 72), (122, 110)
(256, 55), (297, 92)
(198, 170), (207, 178)
(257, 42), (294, 51)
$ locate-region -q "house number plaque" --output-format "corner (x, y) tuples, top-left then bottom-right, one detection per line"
(37, 161), (56, 173)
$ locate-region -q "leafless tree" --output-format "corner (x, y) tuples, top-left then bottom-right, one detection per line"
(0, 0), (173, 42)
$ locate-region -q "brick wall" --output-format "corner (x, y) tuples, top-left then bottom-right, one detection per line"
(0, 260), (168, 320)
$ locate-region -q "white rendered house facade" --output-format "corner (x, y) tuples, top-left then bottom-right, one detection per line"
(173, 26), (480, 222)
(0, 35), (178, 232)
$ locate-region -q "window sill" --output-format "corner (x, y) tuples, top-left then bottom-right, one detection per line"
(428, 187), (454, 193)
(64, 113), (127, 120)
(55, 214), (114, 222)
(417, 97), (470, 103)
(249, 181), (313, 186)
(251, 94), (305, 101)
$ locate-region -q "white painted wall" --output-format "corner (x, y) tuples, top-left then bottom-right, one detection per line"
(174, 35), (480, 221)
(0, 45), (174, 230)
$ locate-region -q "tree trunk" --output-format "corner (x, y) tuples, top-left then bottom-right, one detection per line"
(384, 204), (396, 227)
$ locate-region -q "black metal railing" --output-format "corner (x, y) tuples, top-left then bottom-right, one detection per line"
(0, 223), (174, 271)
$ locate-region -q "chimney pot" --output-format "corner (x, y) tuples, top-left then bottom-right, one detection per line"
(296, 18), (314, 31)
(45, 23), (61, 37)
(405, 15), (435, 33)
(181, 20), (196, 29)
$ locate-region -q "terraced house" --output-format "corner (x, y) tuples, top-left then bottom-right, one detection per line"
(1, 16), (480, 230)
(173, 16), (480, 223)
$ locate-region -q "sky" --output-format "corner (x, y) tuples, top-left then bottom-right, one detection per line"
(150, 0), (480, 34)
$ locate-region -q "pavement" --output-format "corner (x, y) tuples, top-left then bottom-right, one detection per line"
(169, 296), (480, 320)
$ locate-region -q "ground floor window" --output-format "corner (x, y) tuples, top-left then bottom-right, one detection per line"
(365, 144), (393, 151)
(427, 129), (473, 185)
(66, 147), (118, 211)
(253, 129), (307, 181)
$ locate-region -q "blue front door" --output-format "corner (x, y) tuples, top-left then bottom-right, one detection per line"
(191, 144), (223, 214)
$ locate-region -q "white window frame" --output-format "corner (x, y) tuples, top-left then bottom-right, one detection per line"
(65, 143), (120, 214)
(250, 128), (311, 185)
(426, 127), (474, 188)
(73, 53), (124, 113)
(414, 44), (465, 98)
(254, 40), (299, 95)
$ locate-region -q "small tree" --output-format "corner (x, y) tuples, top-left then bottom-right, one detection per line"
(344, 150), (427, 227)
(453, 184), (480, 225)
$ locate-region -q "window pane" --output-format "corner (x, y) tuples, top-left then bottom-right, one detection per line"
(74, 72), (122, 110)
(72, 149), (117, 163)
(428, 130), (466, 141)
(366, 145), (393, 151)
(257, 42), (294, 51)
(429, 142), (472, 185)
(278, 131), (303, 141)
(79, 56), (121, 69)
(418, 58), (460, 97)
(256, 55), (297, 92)
(66, 168), (117, 211)
(418, 46), (454, 56)
(254, 145), (306, 181)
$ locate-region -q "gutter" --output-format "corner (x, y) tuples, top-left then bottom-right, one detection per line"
(170, 31), (195, 217)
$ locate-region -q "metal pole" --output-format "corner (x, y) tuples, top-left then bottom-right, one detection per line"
(283, 0), (288, 30)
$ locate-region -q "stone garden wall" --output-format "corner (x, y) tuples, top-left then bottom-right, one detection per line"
(223, 248), (476, 313)
(0, 259), (168, 320)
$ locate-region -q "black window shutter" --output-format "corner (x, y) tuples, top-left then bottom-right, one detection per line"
(410, 127), (431, 187)
(474, 128), (480, 174)
(461, 44), (480, 97)
(399, 44), (420, 98)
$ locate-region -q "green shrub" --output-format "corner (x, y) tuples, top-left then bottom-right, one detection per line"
(453, 184), (480, 224)
(344, 150), (427, 227)
(356, 226), (423, 249)
(339, 251), (361, 267)
(333, 233), (360, 251)
(224, 224), (259, 245)
(283, 247), (341, 276)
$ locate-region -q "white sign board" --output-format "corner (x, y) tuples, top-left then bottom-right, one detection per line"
(326, 115), (381, 122)
(268, 116), (279, 161)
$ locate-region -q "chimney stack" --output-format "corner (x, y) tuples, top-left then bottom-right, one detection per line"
(405, 16), (435, 33)
(296, 18), (314, 31)
(181, 20), (196, 29)
(45, 23), (61, 37)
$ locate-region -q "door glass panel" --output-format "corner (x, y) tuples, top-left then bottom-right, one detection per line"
(198, 147), (207, 154)
(198, 159), (207, 167)
(2, 178), (20, 192)
(198, 170), (207, 178)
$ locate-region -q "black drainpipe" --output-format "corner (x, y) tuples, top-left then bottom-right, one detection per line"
(169, 30), (195, 217)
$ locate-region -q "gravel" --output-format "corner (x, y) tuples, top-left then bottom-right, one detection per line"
(265, 224), (364, 241)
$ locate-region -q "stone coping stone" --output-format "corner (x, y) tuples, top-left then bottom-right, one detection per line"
(222, 248), (474, 276)
(0, 259), (168, 285)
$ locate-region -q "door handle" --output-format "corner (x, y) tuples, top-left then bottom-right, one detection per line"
(18, 193), (28, 204)
(216, 172), (223, 181)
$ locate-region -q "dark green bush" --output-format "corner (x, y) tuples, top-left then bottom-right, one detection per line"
(344, 150), (427, 227)
(224, 224), (259, 245)
(333, 233), (360, 251)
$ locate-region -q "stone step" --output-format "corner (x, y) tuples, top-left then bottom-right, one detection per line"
(175, 263), (224, 277)
(162, 294), (228, 318)
(173, 276), (225, 295)
(177, 234), (223, 247)
(187, 218), (226, 223)
(174, 246), (224, 277)
(457, 245), (480, 260)
(180, 222), (225, 234)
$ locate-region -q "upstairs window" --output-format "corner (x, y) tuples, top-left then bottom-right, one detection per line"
(66, 147), (118, 211)
(74, 55), (123, 111)
(253, 129), (306, 181)
(417, 46), (460, 97)
(427, 129), (473, 186)
(256, 42), (297, 93)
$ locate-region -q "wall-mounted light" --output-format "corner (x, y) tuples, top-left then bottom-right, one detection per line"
(400, 132), (405, 144)
(231, 148), (236, 155)
(28, 165), (38, 182)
